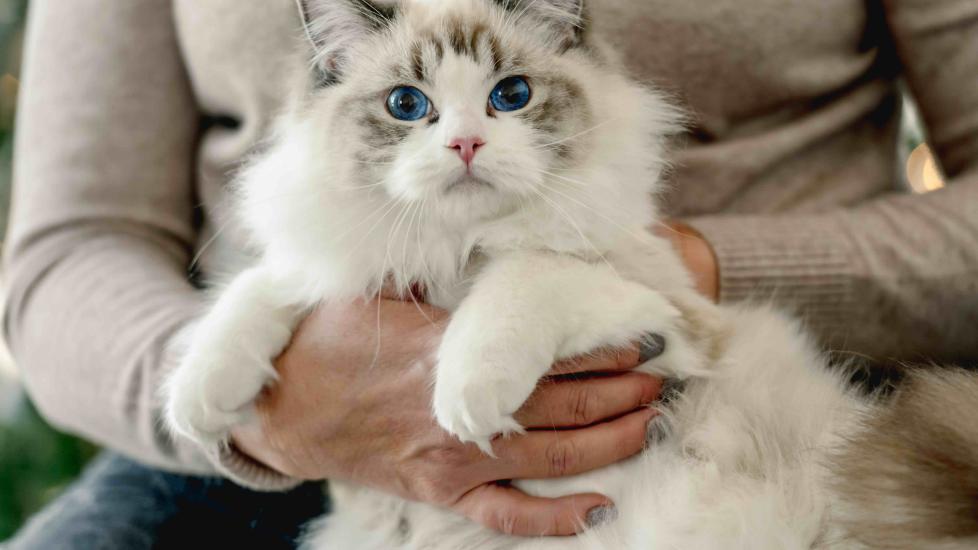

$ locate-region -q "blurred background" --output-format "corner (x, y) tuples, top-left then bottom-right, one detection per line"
(0, 0), (947, 542)
(0, 0), (98, 541)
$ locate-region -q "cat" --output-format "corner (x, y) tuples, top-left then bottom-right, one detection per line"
(163, 0), (978, 548)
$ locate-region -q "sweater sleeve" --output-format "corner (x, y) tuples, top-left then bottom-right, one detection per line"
(3, 0), (298, 490)
(687, 0), (978, 362)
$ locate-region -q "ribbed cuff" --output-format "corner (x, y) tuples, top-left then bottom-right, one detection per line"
(205, 440), (303, 492)
(685, 213), (859, 332)
(160, 336), (302, 492)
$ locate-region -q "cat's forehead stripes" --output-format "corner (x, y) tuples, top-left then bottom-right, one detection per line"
(440, 17), (523, 73)
(393, 17), (526, 85)
(405, 35), (444, 83)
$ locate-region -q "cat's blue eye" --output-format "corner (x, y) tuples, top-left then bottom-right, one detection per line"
(489, 76), (532, 112)
(387, 86), (430, 121)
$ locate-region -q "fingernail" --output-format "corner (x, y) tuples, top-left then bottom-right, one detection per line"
(586, 504), (618, 528)
(638, 333), (666, 363)
(657, 378), (686, 405)
(645, 413), (671, 447)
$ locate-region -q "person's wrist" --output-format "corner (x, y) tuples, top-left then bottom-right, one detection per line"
(658, 221), (719, 302)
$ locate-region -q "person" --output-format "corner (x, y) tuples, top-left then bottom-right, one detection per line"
(4, 0), (977, 547)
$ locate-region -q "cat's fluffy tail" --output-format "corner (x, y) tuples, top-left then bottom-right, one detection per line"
(831, 367), (978, 549)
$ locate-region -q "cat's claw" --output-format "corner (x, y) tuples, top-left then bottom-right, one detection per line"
(165, 348), (277, 448)
(451, 416), (524, 457)
(433, 363), (535, 456)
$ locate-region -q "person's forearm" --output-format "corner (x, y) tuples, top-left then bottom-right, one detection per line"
(684, 172), (978, 362)
(4, 227), (212, 472)
(6, 0), (209, 471)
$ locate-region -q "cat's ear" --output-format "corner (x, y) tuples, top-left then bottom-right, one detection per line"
(494, 0), (587, 51)
(295, 0), (398, 86)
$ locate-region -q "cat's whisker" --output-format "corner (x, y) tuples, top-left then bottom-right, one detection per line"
(538, 184), (649, 248)
(415, 195), (440, 300)
(323, 182), (390, 195)
(338, 196), (404, 265)
(531, 166), (593, 188)
(400, 200), (420, 283)
(383, 198), (413, 274)
(366, 196), (418, 372)
(534, 169), (650, 242)
(527, 185), (620, 278)
(235, 186), (332, 207)
(331, 195), (399, 246)
(650, 220), (685, 238)
(402, 199), (437, 326)
(350, 0), (394, 31)
(533, 118), (618, 150)
(188, 217), (235, 275)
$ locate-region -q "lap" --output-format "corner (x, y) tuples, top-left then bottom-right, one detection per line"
(5, 453), (328, 550)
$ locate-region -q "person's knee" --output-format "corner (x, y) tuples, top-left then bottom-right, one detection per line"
(6, 454), (176, 550)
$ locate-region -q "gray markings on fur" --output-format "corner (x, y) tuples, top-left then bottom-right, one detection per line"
(347, 0), (398, 31)
(447, 17), (482, 62)
(406, 36), (448, 83)
(410, 41), (426, 81)
(447, 18), (467, 57)
(341, 5), (592, 172)
(488, 34), (504, 73)
(362, 113), (411, 149)
(489, 0), (588, 52)
(298, 0), (400, 88)
(519, 76), (590, 160)
(396, 515), (411, 543)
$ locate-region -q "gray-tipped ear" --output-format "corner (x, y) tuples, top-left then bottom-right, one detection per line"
(494, 0), (587, 51)
(296, 0), (398, 86)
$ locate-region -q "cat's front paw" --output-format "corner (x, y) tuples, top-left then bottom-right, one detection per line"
(165, 349), (273, 447)
(433, 347), (538, 455)
(165, 322), (291, 447)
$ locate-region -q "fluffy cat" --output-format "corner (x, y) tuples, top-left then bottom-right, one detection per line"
(164, 0), (978, 548)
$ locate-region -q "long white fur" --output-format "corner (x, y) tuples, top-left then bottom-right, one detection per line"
(164, 1), (885, 549)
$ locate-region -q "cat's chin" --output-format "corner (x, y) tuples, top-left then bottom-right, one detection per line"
(444, 174), (494, 194)
(432, 186), (521, 226)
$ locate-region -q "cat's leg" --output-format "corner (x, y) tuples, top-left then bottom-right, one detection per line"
(164, 266), (305, 447)
(433, 250), (708, 454)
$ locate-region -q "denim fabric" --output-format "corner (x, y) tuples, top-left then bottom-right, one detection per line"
(4, 453), (328, 550)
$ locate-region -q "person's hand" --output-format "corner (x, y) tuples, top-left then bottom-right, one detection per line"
(657, 221), (719, 301)
(231, 298), (665, 536)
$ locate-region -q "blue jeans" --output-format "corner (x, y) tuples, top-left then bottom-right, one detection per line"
(4, 453), (328, 549)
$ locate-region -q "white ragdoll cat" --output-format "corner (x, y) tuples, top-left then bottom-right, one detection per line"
(165, 0), (978, 548)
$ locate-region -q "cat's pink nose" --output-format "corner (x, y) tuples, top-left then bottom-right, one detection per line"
(448, 136), (485, 166)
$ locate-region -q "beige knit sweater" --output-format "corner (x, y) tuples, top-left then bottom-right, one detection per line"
(5, 0), (978, 486)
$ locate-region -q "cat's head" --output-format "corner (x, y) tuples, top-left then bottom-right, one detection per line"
(290, 0), (666, 226)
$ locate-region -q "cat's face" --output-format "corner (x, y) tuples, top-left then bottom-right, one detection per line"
(299, 0), (596, 224)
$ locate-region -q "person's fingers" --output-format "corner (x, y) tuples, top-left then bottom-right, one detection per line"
(492, 407), (657, 481)
(548, 334), (666, 376)
(515, 373), (663, 429)
(454, 483), (611, 536)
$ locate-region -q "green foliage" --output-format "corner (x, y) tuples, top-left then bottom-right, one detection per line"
(1, 0), (29, 237)
(0, 395), (98, 540)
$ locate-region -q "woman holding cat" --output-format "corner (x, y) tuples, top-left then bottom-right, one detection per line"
(5, 0), (976, 548)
